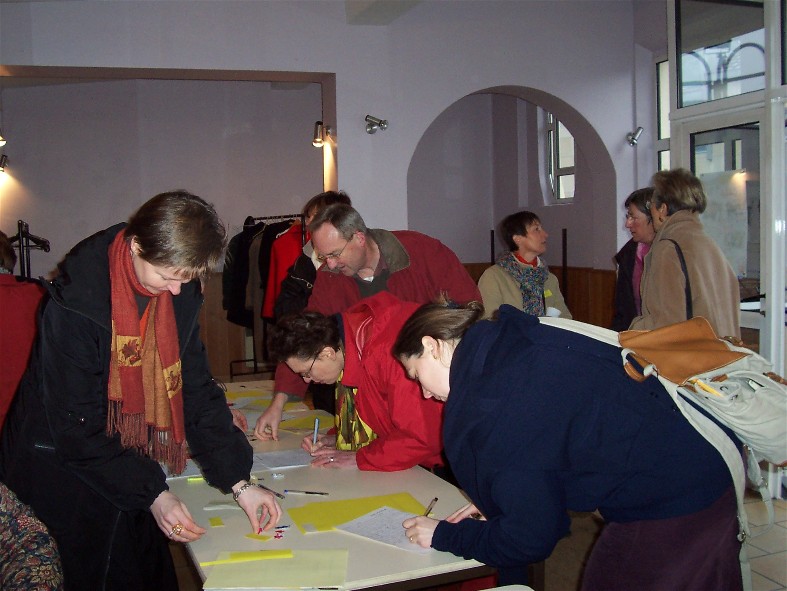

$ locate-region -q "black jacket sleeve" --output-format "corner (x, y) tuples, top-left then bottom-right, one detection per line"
(180, 317), (253, 494)
(273, 254), (317, 320)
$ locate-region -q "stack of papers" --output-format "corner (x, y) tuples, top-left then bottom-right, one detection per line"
(202, 548), (348, 589)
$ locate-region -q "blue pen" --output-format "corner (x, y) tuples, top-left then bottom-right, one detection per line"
(312, 417), (320, 447)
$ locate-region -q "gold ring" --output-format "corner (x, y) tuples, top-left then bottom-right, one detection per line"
(170, 523), (183, 537)
(409, 536), (414, 542)
(329, 457), (335, 462)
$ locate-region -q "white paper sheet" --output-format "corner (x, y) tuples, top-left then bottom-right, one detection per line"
(336, 506), (433, 554)
(253, 449), (314, 470)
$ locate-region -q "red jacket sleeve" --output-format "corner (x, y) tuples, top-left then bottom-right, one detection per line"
(354, 353), (444, 471)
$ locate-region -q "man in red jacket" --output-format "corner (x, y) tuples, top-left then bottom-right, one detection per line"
(254, 204), (480, 440)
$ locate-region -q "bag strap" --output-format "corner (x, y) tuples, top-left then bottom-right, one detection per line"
(663, 238), (693, 320)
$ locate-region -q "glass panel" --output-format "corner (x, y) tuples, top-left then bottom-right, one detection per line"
(658, 150), (671, 170)
(557, 122), (574, 168)
(690, 122), (760, 283)
(657, 60), (671, 140)
(558, 174), (575, 200)
(678, 0), (765, 107)
(693, 142), (726, 175)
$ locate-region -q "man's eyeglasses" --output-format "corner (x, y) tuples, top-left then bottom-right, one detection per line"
(316, 237), (351, 263)
(299, 354), (319, 379)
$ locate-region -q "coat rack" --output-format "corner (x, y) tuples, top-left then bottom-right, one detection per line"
(9, 220), (50, 279)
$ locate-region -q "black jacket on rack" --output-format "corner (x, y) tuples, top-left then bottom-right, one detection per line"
(222, 221), (265, 328)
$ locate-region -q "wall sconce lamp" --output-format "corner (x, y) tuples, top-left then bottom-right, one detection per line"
(0, 154), (8, 172)
(312, 121), (332, 147)
(365, 115), (388, 135)
(0, 132), (5, 148)
(626, 126), (644, 146)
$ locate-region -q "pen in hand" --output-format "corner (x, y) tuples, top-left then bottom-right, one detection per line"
(256, 483), (285, 500)
(423, 497), (438, 517)
(311, 417), (320, 451)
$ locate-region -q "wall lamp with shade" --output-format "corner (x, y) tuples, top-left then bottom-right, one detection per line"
(0, 154), (8, 172)
(313, 121), (332, 147)
(365, 115), (388, 135)
(0, 133), (5, 148)
(626, 126), (644, 146)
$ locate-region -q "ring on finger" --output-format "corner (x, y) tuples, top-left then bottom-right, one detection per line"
(169, 523), (183, 537)
(329, 457), (335, 462)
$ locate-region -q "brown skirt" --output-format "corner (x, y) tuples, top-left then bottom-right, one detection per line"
(581, 486), (742, 591)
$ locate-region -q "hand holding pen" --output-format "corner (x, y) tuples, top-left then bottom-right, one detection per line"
(402, 498), (439, 548)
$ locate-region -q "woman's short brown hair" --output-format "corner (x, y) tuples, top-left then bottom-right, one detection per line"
(393, 298), (484, 360)
(651, 169), (707, 215)
(126, 191), (227, 280)
(267, 311), (342, 362)
(499, 211), (541, 252)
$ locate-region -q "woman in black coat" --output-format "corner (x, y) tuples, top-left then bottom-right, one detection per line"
(0, 191), (281, 590)
(611, 187), (656, 331)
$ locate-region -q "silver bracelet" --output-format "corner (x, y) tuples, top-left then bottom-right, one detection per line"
(232, 482), (255, 502)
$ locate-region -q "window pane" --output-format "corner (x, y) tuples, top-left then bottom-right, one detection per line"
(657, 60), (671, 140)
(658, 150), (671, 170)
(693, 142), (726, 175)
(691, 122), (760, 281)
(678, 0), (765, 107)
(557, 122), (574, 168)
(558, 174), (575, 200)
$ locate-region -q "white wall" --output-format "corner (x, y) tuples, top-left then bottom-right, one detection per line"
(0, 0), (664, 271)
(0, 79), (322, 276)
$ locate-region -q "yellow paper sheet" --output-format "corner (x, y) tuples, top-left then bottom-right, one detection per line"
(287, 492), (425, 533)
(202, 549), (348, 589)
(245, 532), (272, 541)
(200, 549), (293, 567)
(225, 389), (273, 401)
(279, 413), (325, 430)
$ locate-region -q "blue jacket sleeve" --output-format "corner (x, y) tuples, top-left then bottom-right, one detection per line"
(431, 468), (570, 567)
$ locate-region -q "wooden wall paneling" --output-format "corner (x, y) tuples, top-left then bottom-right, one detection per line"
(463, 263), (617, 328)
(199, 272), (246, 380)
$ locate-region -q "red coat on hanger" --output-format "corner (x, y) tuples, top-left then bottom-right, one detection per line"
(262, 222), (306, 319)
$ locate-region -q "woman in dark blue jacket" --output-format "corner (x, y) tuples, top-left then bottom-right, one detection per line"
(0, 192), (281, 590)
(394, 302), (742, 590)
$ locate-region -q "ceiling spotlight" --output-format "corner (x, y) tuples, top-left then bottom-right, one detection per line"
(626, 126), (644, 146)
(365, 115), (388, 135)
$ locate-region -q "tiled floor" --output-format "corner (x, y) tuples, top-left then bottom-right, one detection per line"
(744, 489), (787, 591)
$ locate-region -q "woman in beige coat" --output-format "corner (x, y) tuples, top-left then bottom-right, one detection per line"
(630, 169), (740, 339)
(478, 210), (571, 320)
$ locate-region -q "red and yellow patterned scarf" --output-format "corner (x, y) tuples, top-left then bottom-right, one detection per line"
(106, 230), (187, 474)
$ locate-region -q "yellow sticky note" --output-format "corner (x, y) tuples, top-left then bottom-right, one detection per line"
(208, 517), (224, 527)
(245, 533), (272, 541)
(187, 476), (204, 483)
(200, 549), (293, 567)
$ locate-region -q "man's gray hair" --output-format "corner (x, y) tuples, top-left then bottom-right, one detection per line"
(308, 203), (368, 239)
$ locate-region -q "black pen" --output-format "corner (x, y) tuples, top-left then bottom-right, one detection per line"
(256, 483), (286, 500)
(284, 489), (329, 496)
(423, 497), (438, 516)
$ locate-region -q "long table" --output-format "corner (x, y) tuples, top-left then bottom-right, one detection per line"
(169, 401), (494, 590)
